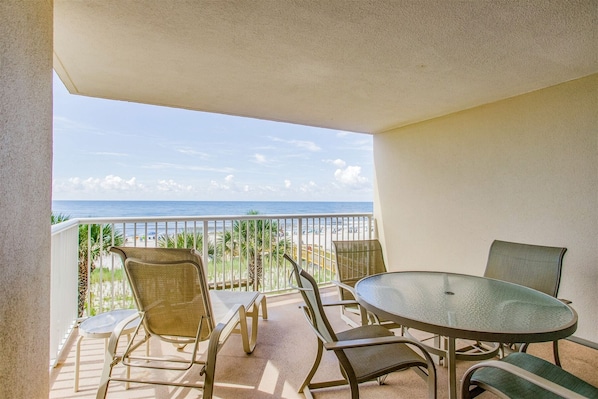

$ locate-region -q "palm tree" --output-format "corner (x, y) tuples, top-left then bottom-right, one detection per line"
(218, 211), (290, 288)
(77, 223), (123, 316)
(51, 212), (70, 224)
(158, 231), (215, 258)
(52, 212), (124, 316)
(216, 230), (238, 260)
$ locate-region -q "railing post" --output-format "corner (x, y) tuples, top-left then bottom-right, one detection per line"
(203, 220), (209, 269)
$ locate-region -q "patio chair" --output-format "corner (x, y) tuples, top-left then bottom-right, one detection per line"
(461, 352), (598, 398)
(284, 254), (437, 399)
(96, 247), (266, 399)
(332, 239), (400, 329)
(483, 240), (568, 365)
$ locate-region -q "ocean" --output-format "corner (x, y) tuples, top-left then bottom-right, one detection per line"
(51, 200), (373, 218)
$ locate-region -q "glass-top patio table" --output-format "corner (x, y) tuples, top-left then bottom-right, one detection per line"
(354, 271), (578, 399)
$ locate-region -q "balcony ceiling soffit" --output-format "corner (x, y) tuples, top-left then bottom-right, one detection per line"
(53, 0), (598, 134)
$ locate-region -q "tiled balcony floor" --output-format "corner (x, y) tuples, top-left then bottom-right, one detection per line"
(50, 287), (598, 399)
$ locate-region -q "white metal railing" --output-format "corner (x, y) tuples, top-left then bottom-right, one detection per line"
(50, 219), (80, 368)
(49, 212), (374, 367)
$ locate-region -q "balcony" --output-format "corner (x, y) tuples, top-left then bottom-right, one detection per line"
(49, 212), (598, 398)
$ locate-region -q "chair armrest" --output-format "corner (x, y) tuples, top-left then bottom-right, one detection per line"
(212, 304), (243, 345)
(461, 359), (588, 399)
(322, 299), (361, 308)
(202, 304), (244, 378)
(331, 280), (357, 294)
(324, 335), (416, 350)
(105, 312), (143, 361)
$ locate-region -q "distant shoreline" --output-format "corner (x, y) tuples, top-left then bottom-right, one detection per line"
(52, 200), (373, 219)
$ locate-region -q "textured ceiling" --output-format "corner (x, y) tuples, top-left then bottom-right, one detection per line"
(53, 1), (598, 134)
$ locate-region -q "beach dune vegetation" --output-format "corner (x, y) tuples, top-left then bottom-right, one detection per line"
(158, 231), (215, 259)
(218, 210), (291, 288)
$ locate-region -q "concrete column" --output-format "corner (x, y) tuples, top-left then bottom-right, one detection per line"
(0, 1), (53, 397)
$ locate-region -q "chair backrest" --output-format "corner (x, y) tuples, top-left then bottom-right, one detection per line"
(333, 239), (386, 300)
(484, 240), (567, 297)
(284, 254), (337, 344)
(110, 246), (214, 341)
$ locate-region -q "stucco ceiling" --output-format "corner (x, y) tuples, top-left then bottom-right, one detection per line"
(53, 1), (597, 134)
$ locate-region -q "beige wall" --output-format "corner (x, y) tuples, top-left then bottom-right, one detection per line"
(374, 74), (598, 342)
(0, 1), (53, 397)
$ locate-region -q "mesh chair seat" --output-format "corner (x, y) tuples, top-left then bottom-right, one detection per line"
(338, 325), (428, 382)
(462, 352), (598, 399)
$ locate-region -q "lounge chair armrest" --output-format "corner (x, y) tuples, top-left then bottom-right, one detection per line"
(107, 312), (141, 342)
(212, 304), (243, 345)
(461, 359), (588, 399)
(202, 304), (244, 381)
(104, 311), (142, 360)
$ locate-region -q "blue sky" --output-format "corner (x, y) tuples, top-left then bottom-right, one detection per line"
(52, 73), (373, 202)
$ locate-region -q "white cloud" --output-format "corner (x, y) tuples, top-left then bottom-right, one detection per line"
(254, 153), (267, 164)
(334, 165), (369, 186)
(156, 179), (192, 192)
(294, 140), (321, 152)
(270, 137), (321, 151)
(284, 179), (291, 188)
(300, 181), (318, 193)
(333, 159), (346, 168)
(209, 179), (232, 191)
(143, 162), (234, 173)
(324, 158), (347, 168)
(208, 175), (238, 192)
(60, 175), (144, 193)
(176, 147), (210, 159)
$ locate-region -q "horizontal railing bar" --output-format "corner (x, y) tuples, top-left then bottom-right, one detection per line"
(72, 212), (372, 224)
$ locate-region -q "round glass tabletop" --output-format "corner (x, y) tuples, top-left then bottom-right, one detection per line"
(355, 271), (577, 342)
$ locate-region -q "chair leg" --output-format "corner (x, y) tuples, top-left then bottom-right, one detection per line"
(299, 339), (324, 393)
(259, 294), (268, 320)
(74, 334), (84, 392)
(553, 340), (562, 367)
(95, 318), (133, 399)
(348, 376), (360, 399)
(519, 340), (561, 367)
(95, 338), (118, 399)
(236, 294), (266, 354)
(239, 301), (261, 354)
(202, 326), (222, 399)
